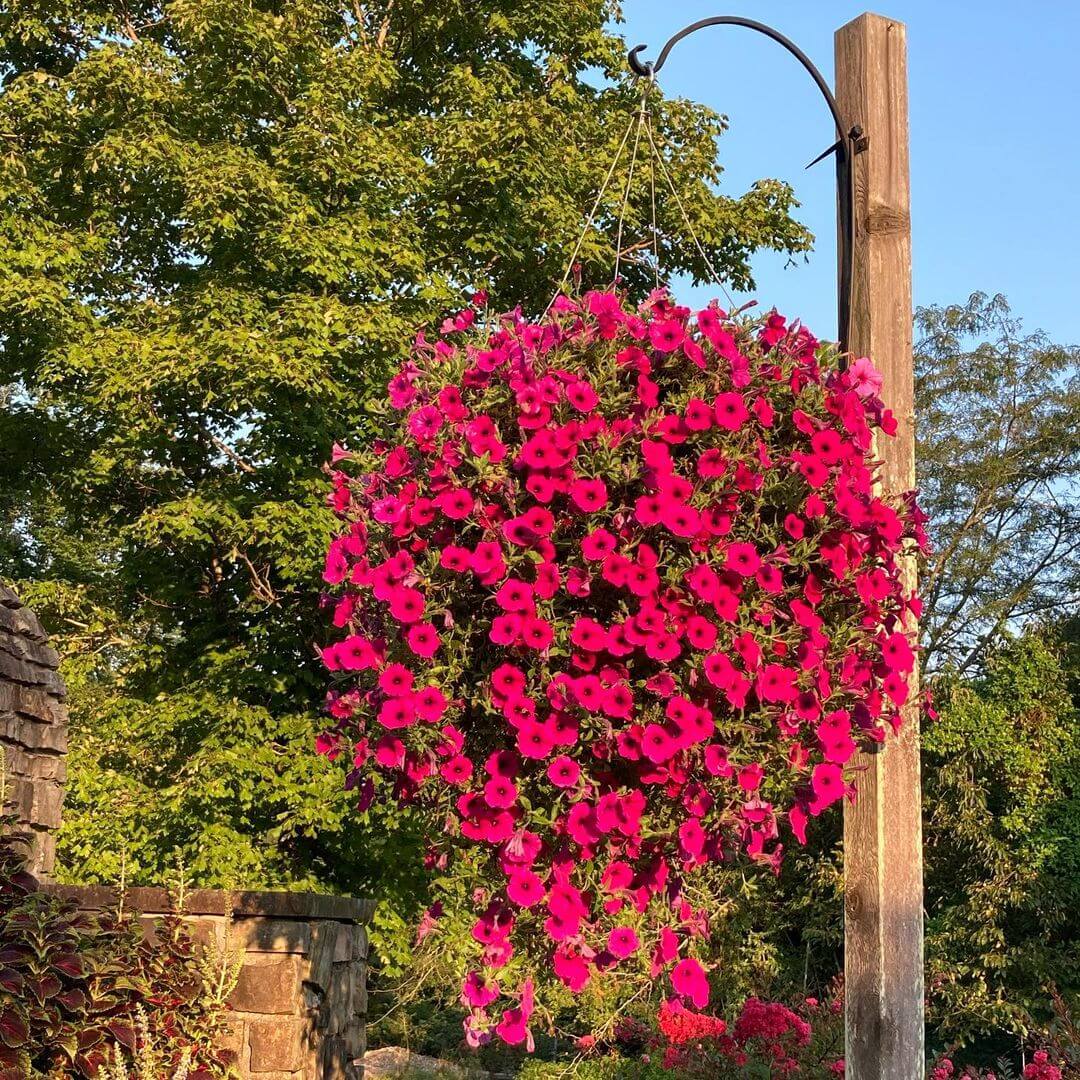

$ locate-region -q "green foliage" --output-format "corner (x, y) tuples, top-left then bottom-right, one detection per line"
(0, 0), (809, 967)
(924, 630), (1080, 1046)
(518, 1061), (670, 1080)
(915, 293), (1080, 674)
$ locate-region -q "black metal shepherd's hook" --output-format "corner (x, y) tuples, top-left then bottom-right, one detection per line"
(628, 17), (864, 354)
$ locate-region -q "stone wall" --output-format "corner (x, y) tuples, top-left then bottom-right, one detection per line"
(0, 584), (68, 877)
(48, 885), (375, 1079)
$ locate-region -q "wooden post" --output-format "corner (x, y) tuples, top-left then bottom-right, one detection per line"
(835, 14), (923, 1080)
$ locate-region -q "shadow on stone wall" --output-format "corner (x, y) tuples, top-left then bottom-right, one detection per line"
(48, 886), (375, 1078)
(0, 584), (68, 877)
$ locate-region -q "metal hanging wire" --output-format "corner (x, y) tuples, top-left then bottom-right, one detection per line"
(548, 16), (860, 346)
(643, 108), (738, 312)
(627, 15), (862, 352)
(547, 77), (743, 315)
(647, 110), (660, 292)
(543, 98), (642, 317)
(612, 85), (650, 288)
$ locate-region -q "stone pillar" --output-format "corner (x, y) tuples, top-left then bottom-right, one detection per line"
(0, 584), (68, 877)
(46, 886), (376, 1079)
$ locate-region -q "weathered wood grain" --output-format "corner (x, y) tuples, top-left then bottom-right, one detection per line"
(835, 13), (924, 1080)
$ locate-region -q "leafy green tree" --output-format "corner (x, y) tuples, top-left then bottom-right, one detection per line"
(915, 293), (1080, 673)
(923, 629), (1080, 1047)
(0, 0), (809, 951)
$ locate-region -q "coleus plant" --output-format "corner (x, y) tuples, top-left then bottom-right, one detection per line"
(318, 289), (928, 1049)
(0, 812), (234, 1078)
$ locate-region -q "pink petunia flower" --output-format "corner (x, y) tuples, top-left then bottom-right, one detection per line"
(649, 318), (686, 353)
(671, 958), (710, 1009)
(581, 528), (617, 561)
(713, 392), (749, 431)
(547, 755), (580, 788)
(607, 927), (640, 959)
(405, 623), (440, 658)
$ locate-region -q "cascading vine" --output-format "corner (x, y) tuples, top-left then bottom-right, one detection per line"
(318, 288), (928, 1048)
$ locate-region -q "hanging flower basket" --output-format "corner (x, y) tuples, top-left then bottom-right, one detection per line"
(318, 289), (927, 1047)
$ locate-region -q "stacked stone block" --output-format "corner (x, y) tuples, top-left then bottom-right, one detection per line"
(0, 584), (68, 877)
(0, 585), (375, 1076)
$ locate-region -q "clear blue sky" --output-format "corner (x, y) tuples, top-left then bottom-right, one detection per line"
(614, 1), (1080, 345)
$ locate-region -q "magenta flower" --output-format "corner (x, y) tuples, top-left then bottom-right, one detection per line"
(378, 697), (416, 730)
(507, 870), (545, 908)
(547, 755), (580, 788)
(757, 664), (799, 704)
(554, 948), (591, 992)
(725, 542), (761, 577)
(570, 477), (608, 513)
(484, 775), (518, 809)
(388, 587), (425, 623)
(406, 623), (440, 658)
(848, 355), (885, 398)
(809, 762), (846, 815)
(649, 318), (686, 353)
(462, 971), (500, 1008)
(567, 380), (600, 412)
(378, 663), (414, 697)
(607, 926), (640, 959)
(495, 578), (534, 613)
(880, 630), (915, 674)
(671, 958), (710, 1009)
(581, 528), (617, 561)
(713, 392), (749, 431)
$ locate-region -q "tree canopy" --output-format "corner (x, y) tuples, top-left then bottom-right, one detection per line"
(0, 0), (810, 916)
(915, 293), (1080, 673)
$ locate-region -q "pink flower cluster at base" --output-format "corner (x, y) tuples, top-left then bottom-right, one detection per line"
(932, 1051), (1064, 1080)
(319, 289), (928, 1046)
(594, 992), (846, 1078)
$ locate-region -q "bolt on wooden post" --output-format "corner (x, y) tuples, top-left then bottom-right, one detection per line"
(835, 13), (924, 1080)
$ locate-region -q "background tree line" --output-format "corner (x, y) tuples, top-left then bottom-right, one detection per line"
(1, 0), (1078, 1065)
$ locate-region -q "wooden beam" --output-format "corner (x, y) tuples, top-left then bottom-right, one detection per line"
(835, 13), (924, 1080)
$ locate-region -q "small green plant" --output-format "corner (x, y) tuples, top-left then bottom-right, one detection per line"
(0, 757), (135, 1076)
(96, 1008), (194, 1080)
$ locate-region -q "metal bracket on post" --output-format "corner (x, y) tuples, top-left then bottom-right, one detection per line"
(627, 16), (861, 354)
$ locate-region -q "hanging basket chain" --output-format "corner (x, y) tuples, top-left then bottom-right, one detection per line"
(548, 76), (741, 312)
(648, 107), (660, 291)
(612, 84), (650, 288)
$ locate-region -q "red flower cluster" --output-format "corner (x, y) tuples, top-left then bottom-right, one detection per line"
(655, 997), (825, 1077)
(657, 999), (728, 1045)
(319, 289), (927, 1046)
(932, 1051), (1064, 1080)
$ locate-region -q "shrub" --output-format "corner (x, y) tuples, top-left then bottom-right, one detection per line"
(924, 632), (1080, 1045)
(517, 990), (845, 1078)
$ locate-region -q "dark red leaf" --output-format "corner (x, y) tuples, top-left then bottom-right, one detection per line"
(76, 1048), (108, 1078)
(49, 953), (83, 978)
(105, 1021), (136, 1049)
(0, 1049), (32, 1080)
(55, 988), (87, 1013)
(0, 1009), (28, 1049)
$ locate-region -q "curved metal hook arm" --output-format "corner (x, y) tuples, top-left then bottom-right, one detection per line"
(627, 17), (862, 353)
